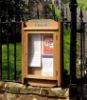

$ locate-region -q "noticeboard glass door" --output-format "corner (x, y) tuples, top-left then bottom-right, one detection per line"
(28, 34), (54, 77)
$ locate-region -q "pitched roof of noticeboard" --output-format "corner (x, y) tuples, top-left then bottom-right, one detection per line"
(23, 19), (60, 31)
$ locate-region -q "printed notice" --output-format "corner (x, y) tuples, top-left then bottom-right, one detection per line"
(29, 35), (42, 67)
(42, 35), (53, 56)
(42, 57), (53, 76)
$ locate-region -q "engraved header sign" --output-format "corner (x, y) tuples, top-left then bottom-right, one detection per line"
(32, 20), (49, 27)
(23, 19), (59, 30)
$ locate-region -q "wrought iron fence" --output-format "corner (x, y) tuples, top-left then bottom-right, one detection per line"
(0, 20), (22, 82)
(0, 0), (87, 99)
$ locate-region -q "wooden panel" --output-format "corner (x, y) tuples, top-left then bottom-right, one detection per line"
(25, 31), (55, 34)
(26, 75), (57, 80)
(22, 23), (28, 82)
(53, 22), (62, 86)
(55, 22), (62, 86)
(25, 78), (57, 87)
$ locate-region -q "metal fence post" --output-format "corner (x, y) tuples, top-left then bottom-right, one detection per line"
(70, 0), (77, 84)
(37, 5), (39, 19)
(52, 4), (56, 20)
(69, 0), (78, 99)
(0, 16), (2, 80)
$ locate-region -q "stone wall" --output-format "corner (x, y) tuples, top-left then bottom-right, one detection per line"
(0, 81), (69, 100)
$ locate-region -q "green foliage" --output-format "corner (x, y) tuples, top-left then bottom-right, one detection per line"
(0, 0), (26, 21)
(77, 0), (87, 10)
(55, 6), (61, 20)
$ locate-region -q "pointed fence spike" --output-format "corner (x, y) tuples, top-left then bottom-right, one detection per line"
(79, 7), (83, 18)
(61, 6), (64, 20)
(37, 6), (39, 19)
(66, 7), (68, 18)
(52, 4), (56, 20)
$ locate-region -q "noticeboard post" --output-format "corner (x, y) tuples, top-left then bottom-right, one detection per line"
(22, 19), (62, 87)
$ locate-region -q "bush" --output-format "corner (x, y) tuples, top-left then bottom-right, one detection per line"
(1, 22), (21, 44)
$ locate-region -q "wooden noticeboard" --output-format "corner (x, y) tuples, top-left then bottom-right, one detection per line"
(22, 19), (62, 87)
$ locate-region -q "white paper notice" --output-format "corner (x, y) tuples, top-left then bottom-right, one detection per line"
(42, 57), (53, 76)
(29, 35), (42, 67)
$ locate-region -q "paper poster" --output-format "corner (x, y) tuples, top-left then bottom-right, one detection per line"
(42, 57), (53, 77)
(29, 35), (42, 67)
(42, 35), (53, 56)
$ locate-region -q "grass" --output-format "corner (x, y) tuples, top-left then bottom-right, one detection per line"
(2, 43), (22, 80)
(64, 27), (70, 74)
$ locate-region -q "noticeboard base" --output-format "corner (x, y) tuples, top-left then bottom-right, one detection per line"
(24, 78), (58, 87)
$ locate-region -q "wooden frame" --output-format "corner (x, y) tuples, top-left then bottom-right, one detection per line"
(22, 19), (62, 87)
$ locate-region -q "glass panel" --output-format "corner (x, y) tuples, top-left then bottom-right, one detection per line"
(28, 34), (54, 77)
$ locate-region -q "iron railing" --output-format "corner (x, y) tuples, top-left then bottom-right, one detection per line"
(0, 0), (87, 99)
(0, 21), (21, 81)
